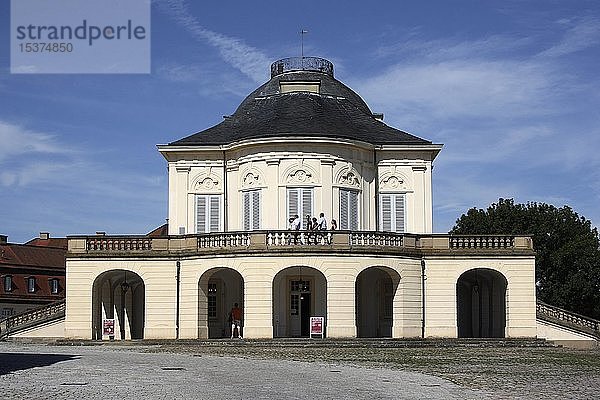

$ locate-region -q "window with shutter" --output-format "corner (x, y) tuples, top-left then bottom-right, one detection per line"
(243, 190), (261, 230)
(379, 193), (405, 233)
(287, 188), (313, 228)
(196, 194), (222, 233)
(339, 189), (359, 230)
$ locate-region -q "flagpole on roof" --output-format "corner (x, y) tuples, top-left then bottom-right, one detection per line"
(300, 29), (308, 68)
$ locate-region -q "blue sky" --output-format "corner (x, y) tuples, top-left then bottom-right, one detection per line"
(1, 0), (599, 242)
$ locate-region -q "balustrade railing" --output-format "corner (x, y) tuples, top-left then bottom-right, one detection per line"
(0, 299), (66, 338)
(197, 232), (250, 248)
(351, 231), (404, 247)
(87, 237), (152, 251)
(71, 233), (529, 254)
(537, 301), (600, 337)
(450, 235), (514, 249)
(266, 230), (331, 246)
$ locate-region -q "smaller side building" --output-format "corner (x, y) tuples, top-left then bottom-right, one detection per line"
(0, 233), (67, 317)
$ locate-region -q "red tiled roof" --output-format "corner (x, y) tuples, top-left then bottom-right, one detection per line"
(147, 223), (168, 237)
(25, 237), (68, 249)
(0, 243), (66, 269)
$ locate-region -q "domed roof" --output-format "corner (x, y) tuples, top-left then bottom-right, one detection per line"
(168, 57), (431, 146)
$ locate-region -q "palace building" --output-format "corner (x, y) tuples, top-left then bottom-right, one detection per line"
(62, 57), (539, 340)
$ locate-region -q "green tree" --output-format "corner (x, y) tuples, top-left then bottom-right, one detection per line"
(451, 198), (600, 320)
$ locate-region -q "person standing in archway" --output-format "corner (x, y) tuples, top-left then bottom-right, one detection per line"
(230, 303), (243, 339)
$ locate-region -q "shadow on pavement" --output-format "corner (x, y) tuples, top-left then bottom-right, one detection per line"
(0, 353), (79, 375)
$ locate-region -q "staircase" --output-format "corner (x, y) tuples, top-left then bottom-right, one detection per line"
(536, 300), (600, 339)
(2, 299), (599, 345)
(0, 299), (65, 339)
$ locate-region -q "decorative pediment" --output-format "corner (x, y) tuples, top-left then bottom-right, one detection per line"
(335, 167), (361, 189)
(283, 162), (318, 185)
(379, 168), (410, 191)
(240, 167), (266, 190)
(190, 171), (222, 193)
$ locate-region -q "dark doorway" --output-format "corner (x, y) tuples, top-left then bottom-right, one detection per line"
(457, 268), (507, 338)
(300, 293), (311, 337)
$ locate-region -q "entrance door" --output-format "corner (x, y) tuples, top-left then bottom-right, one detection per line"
(300, 293), (311, 337)
(290, 279), (311, 337)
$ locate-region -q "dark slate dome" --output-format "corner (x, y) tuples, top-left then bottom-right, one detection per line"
(169, 57), (430, 146)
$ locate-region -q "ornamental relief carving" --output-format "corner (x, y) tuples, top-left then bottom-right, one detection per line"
(190, 173), (222, 193)
(286, 168), (317, 184)
(240, 169), (266, 189)
(379, 172), (410, 191)
(336, 169), (361, 188)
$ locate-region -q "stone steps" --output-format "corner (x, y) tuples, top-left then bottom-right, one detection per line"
(52, 337), (556, 348)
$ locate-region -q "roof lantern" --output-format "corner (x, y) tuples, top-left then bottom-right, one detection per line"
(270, 57), (334, 78)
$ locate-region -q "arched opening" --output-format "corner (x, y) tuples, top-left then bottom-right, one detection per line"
(457, 268), (507, 338)
(92, 269), (145, 340)
(272, 266), (327, 338)
(355, 266), (400, 338)
(198, 268), (244, 339)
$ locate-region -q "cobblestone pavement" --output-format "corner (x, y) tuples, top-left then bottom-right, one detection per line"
(146, 341), (600, 399)
(0, 342), (488, 400)
(2, 341), (599, 399)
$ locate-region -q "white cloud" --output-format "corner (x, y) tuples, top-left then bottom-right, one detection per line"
(0, 121), (70, 162)
(356, 59), (557, 124)
(156, 0), (271, 83)
(157, 63), (204, 82)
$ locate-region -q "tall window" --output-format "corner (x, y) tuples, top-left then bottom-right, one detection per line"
(207, 282), (217, 319)
(339, 189), (359, 230)
(379, 193), (406, 233)
(287, 188), (313, 229)
(196, 194), (221, 233)
(243, 190), (261, 230)
(27, 277), (36, 293)
(49, 278), (59, 294)
(3, 275), (12, 292)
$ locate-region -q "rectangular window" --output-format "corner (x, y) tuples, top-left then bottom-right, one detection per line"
(208, 283), (217, 319)
(2, 308), (14, 317)
(339, 189), (359, 230)
(196, 194), (222, 233)
(27, 277), (36, 293)
(287, 188), (313, 229)
(379, 193), (406, 233)
(50, 278), (59, 294)
(3, 275), (12, 292)
(243, 190), (261, 230)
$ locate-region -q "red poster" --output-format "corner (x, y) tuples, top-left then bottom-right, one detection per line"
(310, 316), (324, 335)
(103, 319), (115, 336)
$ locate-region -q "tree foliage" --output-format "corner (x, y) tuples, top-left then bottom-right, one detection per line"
(451, 198), (600, 319)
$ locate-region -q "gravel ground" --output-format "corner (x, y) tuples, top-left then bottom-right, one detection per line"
(1, 341), (599, 399)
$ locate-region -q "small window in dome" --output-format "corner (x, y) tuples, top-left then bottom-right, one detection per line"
(279, 81), (320, 94)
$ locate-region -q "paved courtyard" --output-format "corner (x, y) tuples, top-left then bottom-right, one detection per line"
(1, 341), (599, 399)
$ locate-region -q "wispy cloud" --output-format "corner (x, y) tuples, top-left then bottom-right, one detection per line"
(538, 17), (600, 58)
(353, 17), (600, 231)
(156, 0), (271, 83)
(0, 121), (71, 162)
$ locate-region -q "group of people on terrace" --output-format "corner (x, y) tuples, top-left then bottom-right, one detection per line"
(287, 212), (337, 244)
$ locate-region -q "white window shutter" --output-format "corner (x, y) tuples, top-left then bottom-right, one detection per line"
(395, 194), (405, 233)
(349, 190), (359, 230)
(243, 192), (251, 230)
(340, 190), (349, 229)
(287, 188), (299, 223)
(196, 195), (207, 233)
(252, 190), (260, 230)
(301, 188), (312, 229)
(380, 194), (392, 232)
(209, 196), (220, 232)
